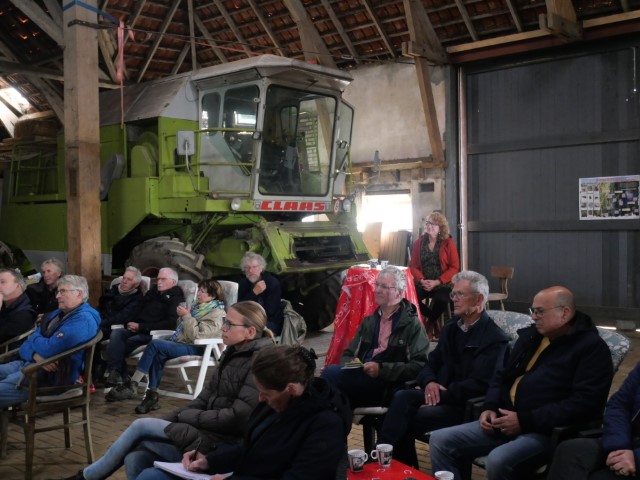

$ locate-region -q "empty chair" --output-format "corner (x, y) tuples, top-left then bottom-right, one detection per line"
(487, 266), (514, 310)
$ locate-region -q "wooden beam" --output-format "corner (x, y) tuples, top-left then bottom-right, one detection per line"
(62, 0), (101, 306)
(360, 0), (397, 57)
(539, 0), (582, 41)
(401, 0), (445, 167)
(453, 0), (478, 41)
(137, 0), (181, 82)
(98, 29), (118, 82)
(320, 0), (360, 64)
(282, 0), (337, 66)
(173, 44), (190, 75)
(0, 100), (19, 137)
(188, 0), (198, 69)
(9, 0), (63, 46)
(402, 0), (448, 64)
(43, 0), (63, 26)
(194, 15), (228, 63)
(245, 0), (286, 56)
(213, 0), (253, 55)
(504, 0), (523, 32)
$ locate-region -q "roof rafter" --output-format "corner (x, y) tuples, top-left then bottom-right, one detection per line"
(137, 0), (182, 82)
(360, 0), (397, 57)
(194, 14), (229, 63)
(245, 0), (286, 56)
(453, 0), (478, 41)
(282, 0), (337, 66)
(212, 0), (253, 55)
(539, 0), (582, 41)
(8, 0), (63, 46)
(320, 0), (361, 64)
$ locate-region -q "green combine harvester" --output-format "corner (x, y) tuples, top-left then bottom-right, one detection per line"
(0, 55), (370, 329)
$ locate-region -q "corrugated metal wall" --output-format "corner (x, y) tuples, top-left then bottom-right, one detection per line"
(463, 42), (640, 324)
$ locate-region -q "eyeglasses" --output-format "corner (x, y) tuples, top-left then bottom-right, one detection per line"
(374, 282), (396, 290)
(529, 306), (565, 317)
(450, 290), (475, 300)
(222, 319), (249, 329)
(425, 221), (438, 227)
(157, 277), (172, 281)
(56, 288), (79, 296)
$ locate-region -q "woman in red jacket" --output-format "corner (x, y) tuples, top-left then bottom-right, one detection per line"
(408, 212), (460, 339)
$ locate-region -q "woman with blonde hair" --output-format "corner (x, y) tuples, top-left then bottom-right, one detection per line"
(59, 301), (275, 480)
(408, 212), (460, 339)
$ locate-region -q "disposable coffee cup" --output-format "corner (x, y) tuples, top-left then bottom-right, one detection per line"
(347, 449), (368, 473)
(368, 258), (379, 269)
(370, 443), (393, 467)
(435, 471), (454, 480)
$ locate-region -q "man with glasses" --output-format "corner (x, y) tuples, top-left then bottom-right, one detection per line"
(105, 267), (184, 398)
(0, 275), (100, 408)
(237, 252), (283, 335)
(376, 271), (509, 468)
(321, 265), (428, 409)
(430, 286), (614, 480)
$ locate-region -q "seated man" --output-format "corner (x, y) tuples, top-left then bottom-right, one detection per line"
(26, 257), (64, 318)
(93, 266), (144, 380)
(237, 252), (283, 335)
(430, 286), (615, 480)
(0, 268), (36, 347)
(0, 275), (100, 408)
(104, 267), (184, 392)
(321, 265), (429, 409)
(377, 270), (509, 467)
(547, 360), (640, 479)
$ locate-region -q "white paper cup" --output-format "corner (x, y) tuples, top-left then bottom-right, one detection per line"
(435, 471), (454, 480)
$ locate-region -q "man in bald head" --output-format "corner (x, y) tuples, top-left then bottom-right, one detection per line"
(429, 286), (615, 480)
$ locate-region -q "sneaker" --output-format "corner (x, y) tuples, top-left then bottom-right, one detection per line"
(135, 390), (160, 414)
(105, 369), (123, 387)
(105, 382), (137, 402)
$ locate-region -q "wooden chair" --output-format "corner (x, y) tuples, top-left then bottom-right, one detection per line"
(487, 266), (514, 310)
(0, 326), (36, 358)
(0, 330), (103, 479)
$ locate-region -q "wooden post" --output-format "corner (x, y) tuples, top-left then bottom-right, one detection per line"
(63, 1), (102, 305)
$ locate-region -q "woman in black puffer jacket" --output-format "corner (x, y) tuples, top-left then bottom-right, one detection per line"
(58, 301), (275, 480)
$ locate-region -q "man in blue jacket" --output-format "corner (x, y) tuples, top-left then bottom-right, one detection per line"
(0, 274), (100, 408)
(377, 270), (509, 468)
(430, 286), (614, 480)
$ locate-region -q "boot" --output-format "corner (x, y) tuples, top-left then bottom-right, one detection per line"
(135, 390), (160, 414)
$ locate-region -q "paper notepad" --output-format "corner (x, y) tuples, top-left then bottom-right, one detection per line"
(153, 461), (232, 479)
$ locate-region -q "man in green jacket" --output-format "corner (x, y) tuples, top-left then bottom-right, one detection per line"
(322, 265), (429, 408)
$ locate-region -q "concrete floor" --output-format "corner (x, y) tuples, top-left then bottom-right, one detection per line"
(1, 328), (638, 480)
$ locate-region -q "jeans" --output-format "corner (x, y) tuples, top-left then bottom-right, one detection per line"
(378, 388), (464, 467)
(0, 360), (29, 408)
(321, 364), (390, 408)
(106, 328), (152, 374)
(83, 418), (179, 480)
(429, 420), (551, 480)
(136, 339), (202, 389)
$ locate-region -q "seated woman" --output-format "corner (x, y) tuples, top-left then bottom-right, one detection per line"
(547, 361), (640, 479)
(179, 345), (352, 480)
(106, 278), (226, 412)
(59, 301), (275, 480)
(408, 212), (460, 339)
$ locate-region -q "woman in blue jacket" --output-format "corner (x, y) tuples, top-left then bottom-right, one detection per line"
(548, 362), (640, 479)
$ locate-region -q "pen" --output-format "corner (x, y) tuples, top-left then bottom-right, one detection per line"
(190, 438), (202, 463)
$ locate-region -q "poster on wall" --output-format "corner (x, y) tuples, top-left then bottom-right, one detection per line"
(579, 175), (640, 220)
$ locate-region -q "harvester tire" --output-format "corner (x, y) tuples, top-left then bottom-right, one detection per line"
(126, 237), (209, 281)
(291, 271), (343, 331)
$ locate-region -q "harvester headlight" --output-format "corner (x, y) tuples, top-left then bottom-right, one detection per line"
(231, 198), (242, 211)
(342, 198), (352, 212)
